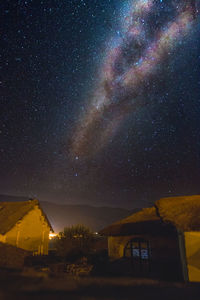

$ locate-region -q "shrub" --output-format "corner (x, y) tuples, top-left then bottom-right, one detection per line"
(55, 225), (95, 262)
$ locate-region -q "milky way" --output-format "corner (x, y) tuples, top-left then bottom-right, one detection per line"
(71, 0), (198, 158)
(1, 0), (200, 206)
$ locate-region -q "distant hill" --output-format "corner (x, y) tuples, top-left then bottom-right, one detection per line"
(40, 201), (135, 233)
(0, 194), (137, 232)
(0, 195), (28, 202)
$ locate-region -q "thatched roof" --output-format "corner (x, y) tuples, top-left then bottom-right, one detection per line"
(100, 195), (200, 236)
(100, 207), (175, 236)
(0, 199), (53, 234)
(155, 195), (200, 232)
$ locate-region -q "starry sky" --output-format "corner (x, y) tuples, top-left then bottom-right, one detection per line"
(0, 0), (200, 208)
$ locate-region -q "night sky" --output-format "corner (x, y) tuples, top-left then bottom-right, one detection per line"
(1, 0), (200, 208)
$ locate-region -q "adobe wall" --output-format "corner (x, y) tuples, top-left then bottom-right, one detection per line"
(108, 235), (134, 259)
(184, 231), (200, 282)
(108, 234), (179, 260)
(5, 207), (50, 255)
(108, 234), (182, 280)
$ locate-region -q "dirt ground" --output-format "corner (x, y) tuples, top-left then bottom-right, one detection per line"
(1, 270), (200, 300)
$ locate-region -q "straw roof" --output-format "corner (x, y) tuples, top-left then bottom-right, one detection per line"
(0, 199), (53, 234)
(100, 207), (175, 236)
(100, 195), (200, 236)
(155, 195), (200, 232)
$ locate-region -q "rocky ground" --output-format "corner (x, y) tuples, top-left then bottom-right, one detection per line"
(1, 269), (200, 300)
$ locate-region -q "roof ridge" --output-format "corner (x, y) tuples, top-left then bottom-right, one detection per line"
(154, 203), (165, 224)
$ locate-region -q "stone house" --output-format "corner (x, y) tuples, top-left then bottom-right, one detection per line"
(100, 195), (200, 282)
(0, 199), (53, 255)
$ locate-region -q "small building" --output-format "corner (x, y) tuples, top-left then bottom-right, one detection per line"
(100, 195), (200, 282)
(0, 199), (53, 255)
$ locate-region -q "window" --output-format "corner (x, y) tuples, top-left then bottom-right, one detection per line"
(124, 238), (150, 260)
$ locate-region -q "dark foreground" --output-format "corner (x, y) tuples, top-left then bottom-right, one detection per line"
(1, 270), (200, 300)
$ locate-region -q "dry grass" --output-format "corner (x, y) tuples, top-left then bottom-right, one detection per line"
(1, 269), (200, 300)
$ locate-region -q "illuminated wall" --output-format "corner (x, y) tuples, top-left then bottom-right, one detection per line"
(184, 231), (200, 282)
(108, 236), (134, 259)
(1, 206), (50, 255)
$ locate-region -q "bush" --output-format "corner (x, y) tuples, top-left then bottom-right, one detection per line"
(55, 225), (95, 262)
